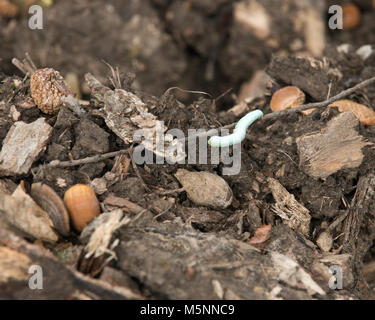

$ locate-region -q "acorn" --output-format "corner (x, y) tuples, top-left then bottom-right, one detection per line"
(64, 184), (101, 232)
(30, 68), (74, 114)
(342, 3), (361, 30)
(29, 182), (70, 236)
(270, 86), (305, 112)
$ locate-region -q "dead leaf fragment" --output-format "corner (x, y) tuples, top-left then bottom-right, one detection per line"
(248, 224), (271, 248)
(329, 99), (375, 125)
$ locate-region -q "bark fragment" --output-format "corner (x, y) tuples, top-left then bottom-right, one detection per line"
(296, 112), (371, 179)
(268, 177), (311, 237)
(0, 184), (58, 243)
(0, 118), (52, 177)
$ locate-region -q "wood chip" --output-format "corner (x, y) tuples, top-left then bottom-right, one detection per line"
(82, 209), (128, 259)
(271, 252), (325, 296)
(296, 112), (372, 179)
(0, 118), (52, 176)
(0, 184), (58, 243)
(268, 177), (311, 237)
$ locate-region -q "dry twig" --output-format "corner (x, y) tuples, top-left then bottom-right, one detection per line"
(34, 148), (132, 170)
(183, 76), (375, 142)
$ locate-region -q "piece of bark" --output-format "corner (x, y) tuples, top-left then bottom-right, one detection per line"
(322, 173), (375, 290)
(182, 207), (226, 232)
(266, 56), (341, 101)
(268, 177), (311, 237)
(0, 179), (17, 195)
(0, 225), (143, 300)
(113, 218), (335, 300)
(78, 210), (130, 277)
(237, 70), (271, 105)
(0, 118), (52, 176)
(85, 73), (185, 162)
(103, 195), (148, 215)
(296, 112), (372, 179)
(270, 251), (325, 296)
(363, 260), (375, 284)
(0, 185), (58, 243)
(80, 210), (128, 259)
(342, 173), (375, 263)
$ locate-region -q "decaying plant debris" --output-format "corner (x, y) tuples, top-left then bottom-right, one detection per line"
(2, 0), (375, 301)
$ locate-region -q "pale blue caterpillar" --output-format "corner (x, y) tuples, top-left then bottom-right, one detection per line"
(208, 109), (263, 147)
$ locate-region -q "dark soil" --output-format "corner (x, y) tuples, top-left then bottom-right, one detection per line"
(1, 0), (375, 300)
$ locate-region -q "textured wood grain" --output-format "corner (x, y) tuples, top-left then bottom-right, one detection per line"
(0, 118), (52, 176)
(296, 112), (371, 179)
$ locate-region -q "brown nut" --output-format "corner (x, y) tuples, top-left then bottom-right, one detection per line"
(64, 184), (100, 232)
(174, 169), (233, 209)
(342, 4), (361, 30)
(328, 99), (375, 125)
(270, 86), (305, 112)
(29, 182), (70, 236)
(30, 68), (74, 114)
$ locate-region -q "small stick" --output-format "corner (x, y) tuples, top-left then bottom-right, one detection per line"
(35, 148), (132, 170)
(25, 52), (37, 71)
(155, 187), (185, 196)
(182, 76), (375, 142)
(262, 75), (375, 121)
(12, 53), (37, 75)
(32, 76), (375, 172)
(12, 58), (29, 75)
